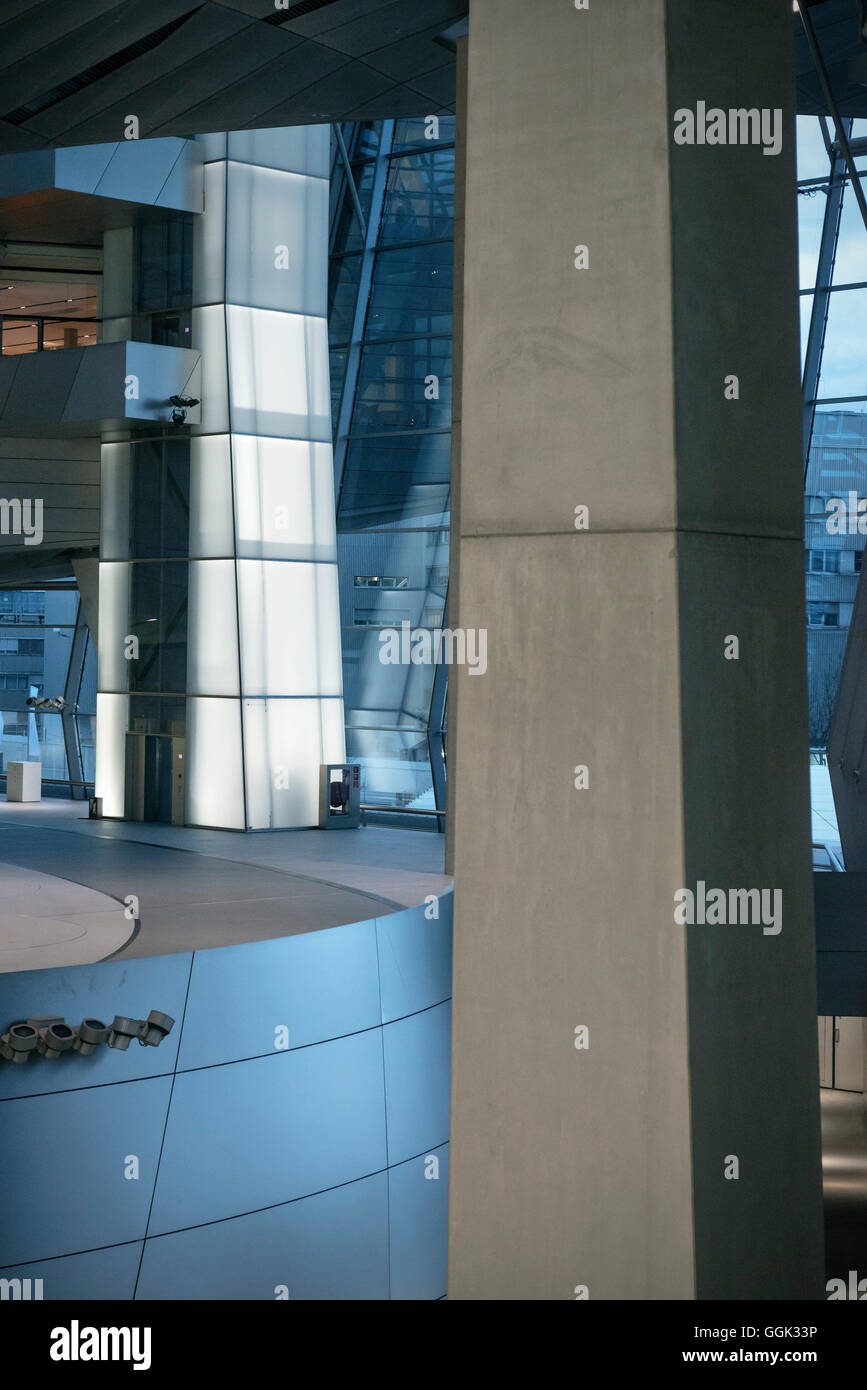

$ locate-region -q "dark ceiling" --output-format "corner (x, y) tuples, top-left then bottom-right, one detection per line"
(796, 0), (867, 117)
(0, 1), (862, 157)
(0, 0), (468, 155)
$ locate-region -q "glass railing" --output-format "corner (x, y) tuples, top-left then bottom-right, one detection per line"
(0, 315), (100, 356)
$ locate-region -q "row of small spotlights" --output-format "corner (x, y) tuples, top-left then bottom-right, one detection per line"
(0, 1011), (174, 1063)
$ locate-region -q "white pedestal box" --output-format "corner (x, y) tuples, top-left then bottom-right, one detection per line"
(6, 761), (42, 802)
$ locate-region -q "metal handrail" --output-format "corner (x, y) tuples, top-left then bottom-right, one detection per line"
(0, 313), (100, 355)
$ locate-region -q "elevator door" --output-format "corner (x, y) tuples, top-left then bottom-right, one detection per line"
(124, 733), (185, 825)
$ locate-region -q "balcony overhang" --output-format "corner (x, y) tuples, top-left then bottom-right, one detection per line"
(0, 341), (201, 437)
(0, 141), (203, 236)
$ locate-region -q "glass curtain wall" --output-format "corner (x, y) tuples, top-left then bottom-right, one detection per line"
(0, 589), (96, 794)
(328, 118), (454, 827)
(798, 115), (867, 847)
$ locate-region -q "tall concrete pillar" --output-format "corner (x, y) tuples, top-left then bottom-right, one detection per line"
(448, 0), (825, 1300)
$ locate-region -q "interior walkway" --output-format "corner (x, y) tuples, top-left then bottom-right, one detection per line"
(0, 800), (450, 968)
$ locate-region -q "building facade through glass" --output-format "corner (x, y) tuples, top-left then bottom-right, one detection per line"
(328, 117), (454, 828)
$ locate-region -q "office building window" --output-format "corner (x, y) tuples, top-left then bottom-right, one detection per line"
(806, 548), (840, 573)
(807, 602), (840, 627)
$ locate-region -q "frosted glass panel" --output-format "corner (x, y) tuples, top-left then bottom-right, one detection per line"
(191, 160), (227, 306)
(244, 697), (345, 829)
(192, 304), (229, 436)
(187, 560), (239, 696)
(233, 436), (337, 561)
(226, 126), (330, 178)
(237, 560), (342, 697)
(225, 307), (331, 441)
(94, 692), (128, 817)
(189, 434), (233, 558)
(186, 696), (244, 829)
(225, 164), (328, 317)
(195, 132), (227, 162)
(100, 442), (131, 561)
(97, 561), (131, 692)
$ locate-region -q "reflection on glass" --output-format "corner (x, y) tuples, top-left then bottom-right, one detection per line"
(816, 290), (867, 401)
(804, 411), (867, 748)
(0, 277), (99, 355)
(832, 182), (867, 286)
(329, 121), (454, 817)
(128, 562), (188, 694)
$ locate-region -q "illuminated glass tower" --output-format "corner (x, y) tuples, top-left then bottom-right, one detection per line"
(96, 126), (345, 828)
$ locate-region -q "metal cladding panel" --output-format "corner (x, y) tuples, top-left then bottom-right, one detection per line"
(51, 141), (116, 192)
(56, 138), (203, 210)
(0, 342), (201, 432)
(388, 1144), (449, 1300)
(176, 919), (380, 1071)
(0, 348), (95, 427)
(0, 1242), (143, 1300)
(0, 139), (202, 210)
(0, 952), (191, 1101)
(121, 342), (201, 425)
(148, 1029), (388, 1234)
(0, 1076), (172, 1265)
(0, 149), (55, 196)
(136, 1172), (389, 1300)
(382, 1001), (452, 1166)
(376, 892), (453, 1024)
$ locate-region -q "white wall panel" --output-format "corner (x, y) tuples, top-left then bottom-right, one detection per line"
(187, 560), (240, 697)
(225, 307), (331, 441)
(186, 696), (245, 829)
(94, 692), (129, 818)
(192, 160), (227, 306)
(189, 434), (234, 558)
(237, 559), (342, 697)
(225, 164), (328, 317)
(192, 305), (230, 437)
(226, 126), (330, 178)
(233, 436), (337, 562)
(243, 696), (345, 829)
(100, 442), (131, 561)
(97, 562), (131, 692)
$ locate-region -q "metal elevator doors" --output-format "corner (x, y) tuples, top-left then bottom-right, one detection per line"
(124, 732), (185, 825)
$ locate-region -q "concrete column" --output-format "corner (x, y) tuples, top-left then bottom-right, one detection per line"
(445, 35), (467, 877)
(448, 0), (824, 1300)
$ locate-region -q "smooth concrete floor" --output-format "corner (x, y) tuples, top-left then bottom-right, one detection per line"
(0, 799), (450, 966)
(822, 1086), (867, 1284)
(0, 860), (133, 973)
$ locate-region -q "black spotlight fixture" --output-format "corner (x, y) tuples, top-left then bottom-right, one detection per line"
(168, 393), (200, 426)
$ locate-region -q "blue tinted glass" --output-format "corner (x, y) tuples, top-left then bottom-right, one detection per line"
(328, 254), (362, 343)
(380, 149), (454, 244)
(366, 243), (453, 339)
(339, 433), (451, 528)
(351, 338), (452, 433)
